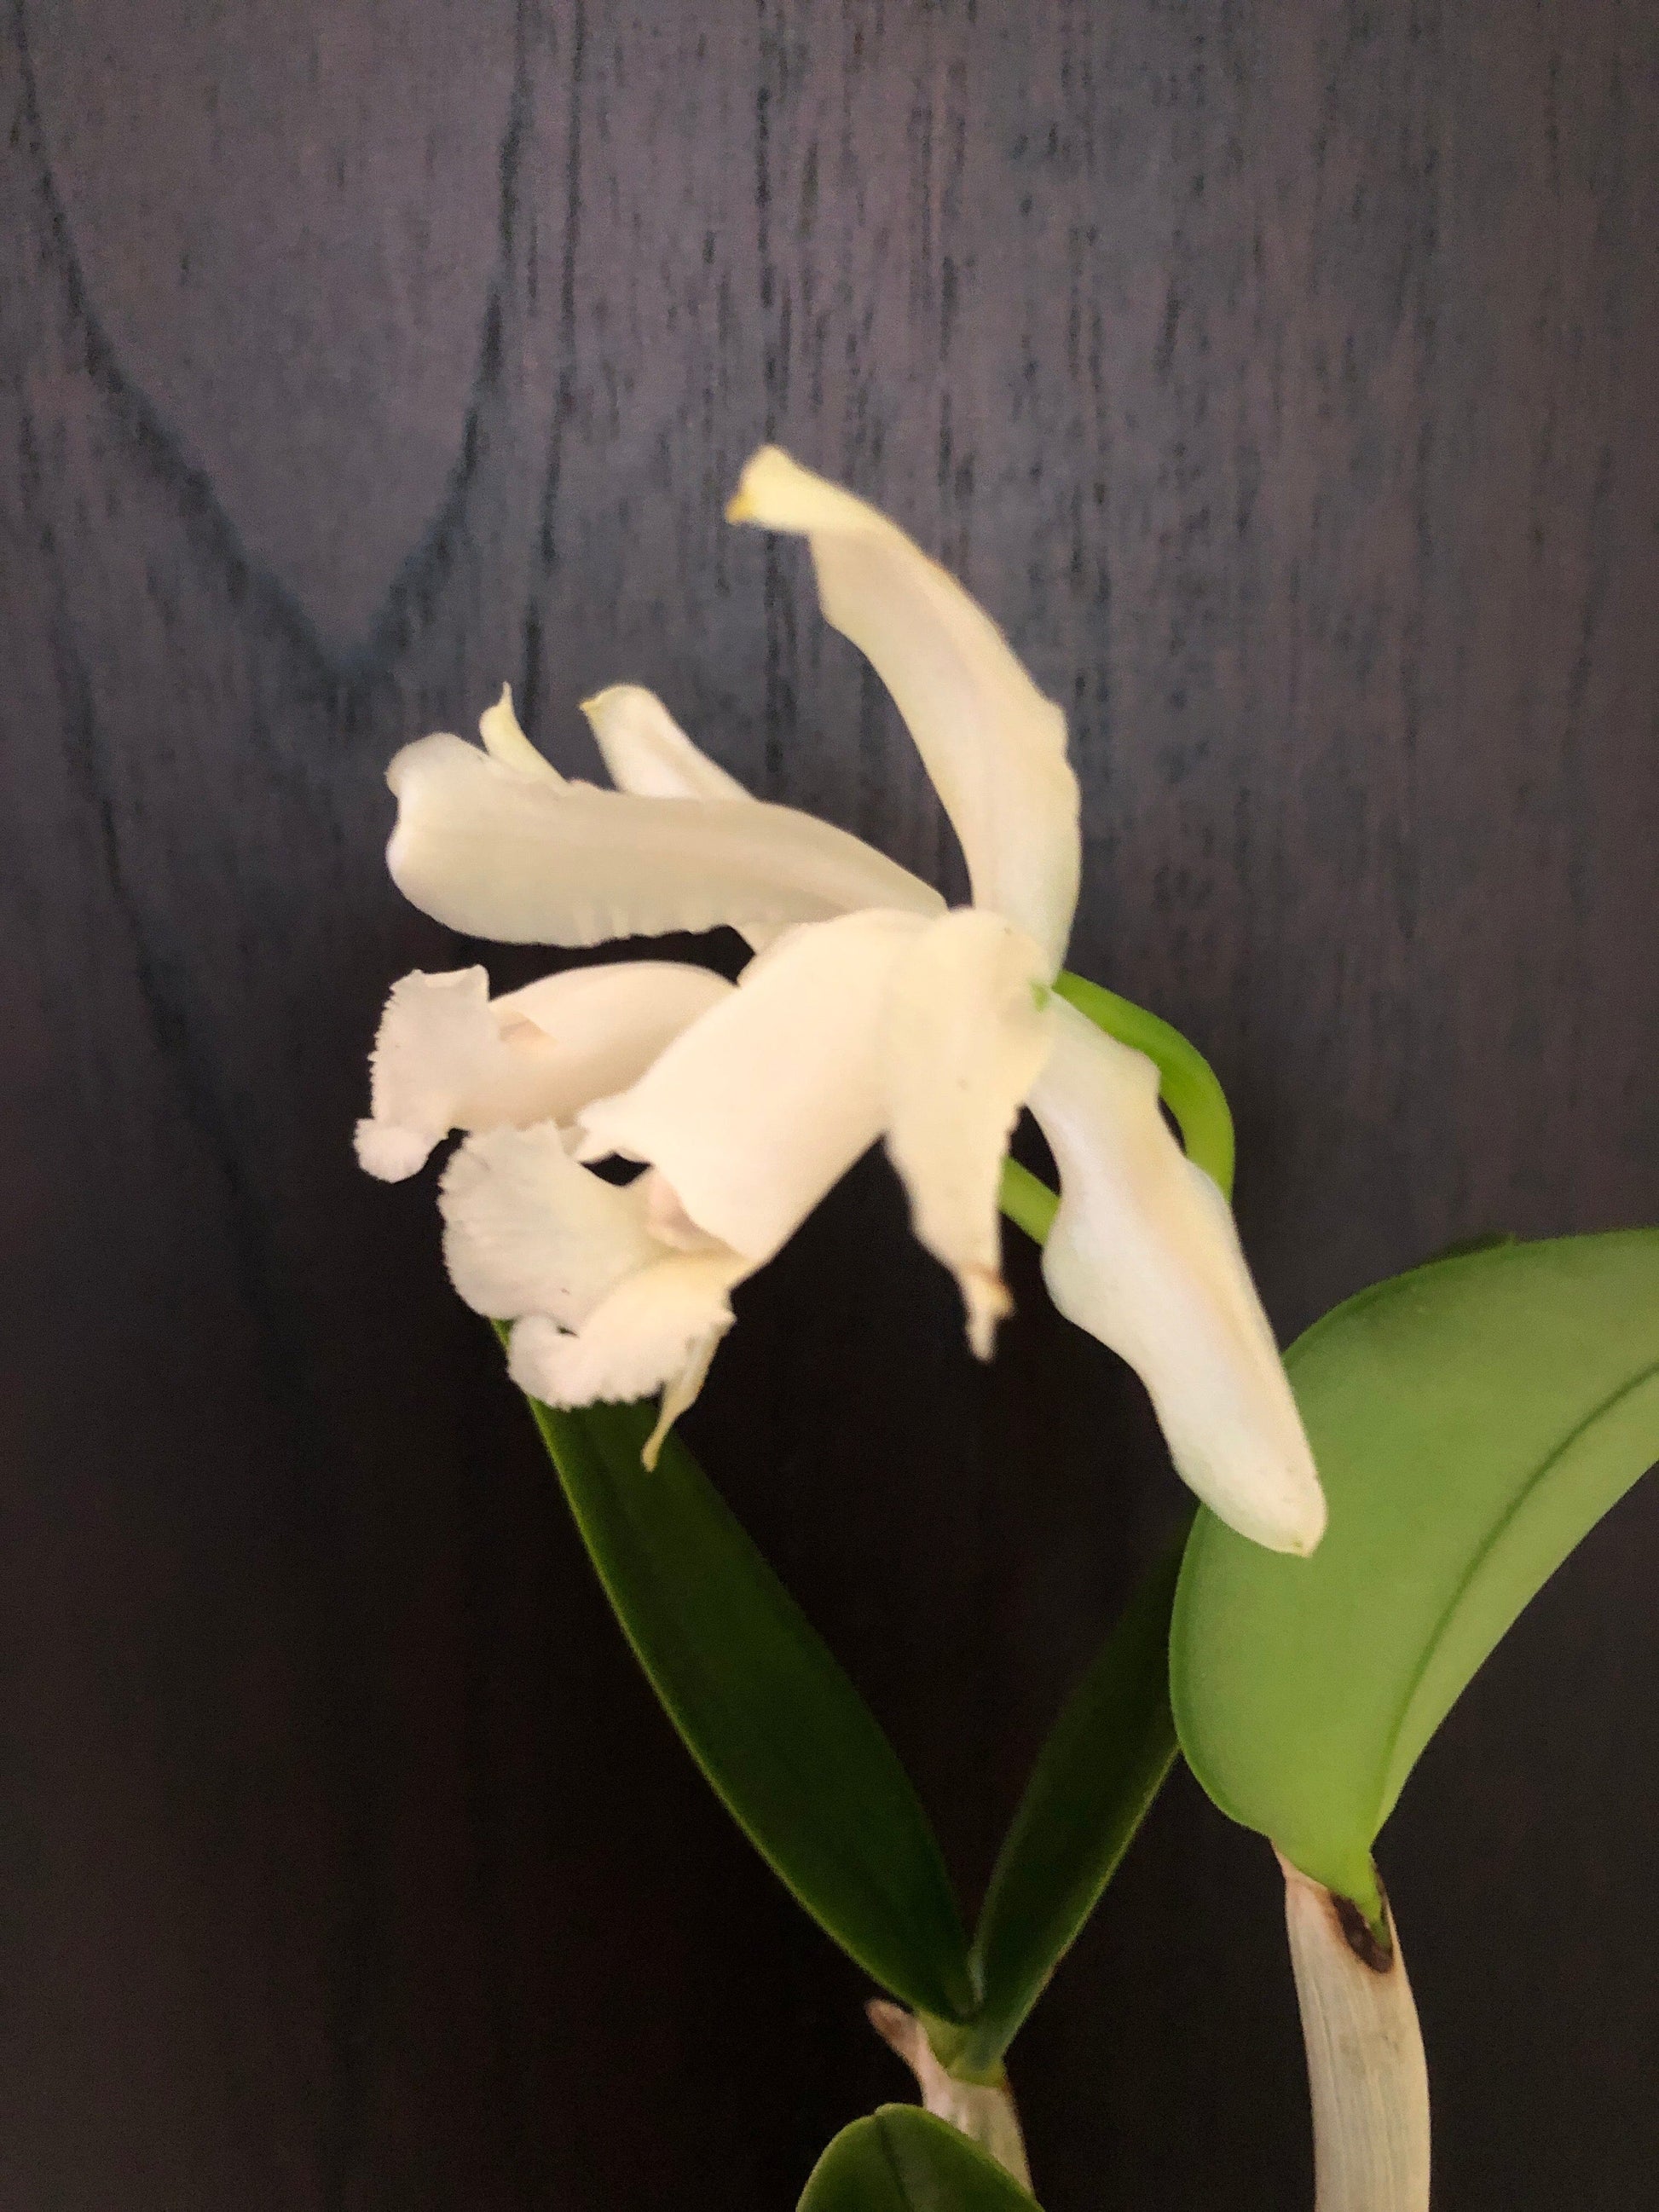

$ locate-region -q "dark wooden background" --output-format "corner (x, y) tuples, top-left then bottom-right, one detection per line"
(3, 2), (1656, 2205)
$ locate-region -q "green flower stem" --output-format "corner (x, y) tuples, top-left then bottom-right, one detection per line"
(998, 974), (1237, 1245)
(998, 1158), (1059, 1245)
(1054, 972), (1236, 1201)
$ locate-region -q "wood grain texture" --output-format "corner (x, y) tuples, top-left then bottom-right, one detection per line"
(2, 1), (1656, 2204)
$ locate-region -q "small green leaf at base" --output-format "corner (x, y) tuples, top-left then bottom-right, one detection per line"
(800, 2107), (1040, 2210)
(1171, 1231), (1659, 1904)
(517, 1382), (975, 2022)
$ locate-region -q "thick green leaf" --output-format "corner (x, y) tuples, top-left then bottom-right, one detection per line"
(520, 1392), (975, 2021)
(800, 2107), (1038, 2210)
(1171, 1232), (1659, 1910)
(962, 1524), (1187, 2069)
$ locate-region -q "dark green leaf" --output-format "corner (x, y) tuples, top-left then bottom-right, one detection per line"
(963, 1524), (1187, 2067)
(799, 2107), (1038, 2211)
(1171, 1232), (1659, 1912)
(519, 1389), (976, 2021)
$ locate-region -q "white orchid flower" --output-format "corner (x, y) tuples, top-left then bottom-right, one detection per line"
(357, 448), (1326, 1553)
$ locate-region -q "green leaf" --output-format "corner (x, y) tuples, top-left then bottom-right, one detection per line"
(517, 1389), (976, 2022)
(962, 1524), (1187, 2069)
(799, 2107), (1039, 2210)
(1171, 1231), (1659, 1911)
(1054, 972), (1235, 1200)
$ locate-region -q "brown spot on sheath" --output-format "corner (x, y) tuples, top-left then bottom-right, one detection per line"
(1331, 1883), (1396, 1974)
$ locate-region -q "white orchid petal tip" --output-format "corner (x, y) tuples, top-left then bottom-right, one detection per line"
(355, 1118), (438, 1182)
(479, 684), (561, 781)
(964, 1267), (1014, 1360)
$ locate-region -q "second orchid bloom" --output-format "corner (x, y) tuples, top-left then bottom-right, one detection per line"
(356, 448), (1327, 1556)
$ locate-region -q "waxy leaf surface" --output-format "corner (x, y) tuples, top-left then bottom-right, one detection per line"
(519, 1390), (976, 2021)
(1171, 1232), (1659, 1907)
(964, 1526), (1185, 2068)
(799, 2107), (1039, 2210)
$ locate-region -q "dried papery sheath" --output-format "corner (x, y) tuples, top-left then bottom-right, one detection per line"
(1280, 1854), (1431, 2212)
(866, 2000), (1033, 2193)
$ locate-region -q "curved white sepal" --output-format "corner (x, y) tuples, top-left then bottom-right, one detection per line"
(479, 684), (562, 781)
(581, 683), (926, 959)
(728, 446), (1081, 973)
(581, 683), (754, 802)
(882, 910), (1053, 1356)
(1028, 1001), (1327, 1555)
(1280, 1856), (1431, 2212)
(355, 961), (732, 1180)
(385, 731), (943, 947)
(578, 910), (927, 1264)
(866, 2002), (1033, 2193)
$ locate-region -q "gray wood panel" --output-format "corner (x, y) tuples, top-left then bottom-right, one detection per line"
(3, 2), (1656, 2203)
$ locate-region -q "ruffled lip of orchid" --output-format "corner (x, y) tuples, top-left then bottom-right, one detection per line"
(384, 731), (944, 950)
(438, 1120), (750, 1460)
(505, 1249), (745, 1409)
(356, 1120), (442, 1182)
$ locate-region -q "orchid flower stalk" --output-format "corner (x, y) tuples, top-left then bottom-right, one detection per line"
(357, 447), (1325, 1556)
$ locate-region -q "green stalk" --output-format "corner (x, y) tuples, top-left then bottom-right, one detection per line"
(1053, 972), (1235, 1201)
(998, 973), (1236, 1246)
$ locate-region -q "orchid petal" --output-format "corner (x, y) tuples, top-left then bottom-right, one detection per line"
(479, 684), (562, 782)
(1029, 1000), (1327, 1555)
(439, 1122), (664, 1325)
(581, 681), (939, 915)
(507, 1250), (743, 1427)
(386, 732), (943, 947)
(578, 910), (926, 1263)
(581, 683), (753, 802)
(882, 910), (1054, 1357)
(587, 684), (830, 957)
(642, 1323), (728, 1467)
(728, 447), (1081, 972)
(356, 961), (732, 1181)
(440, 1123), (746, 1463)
